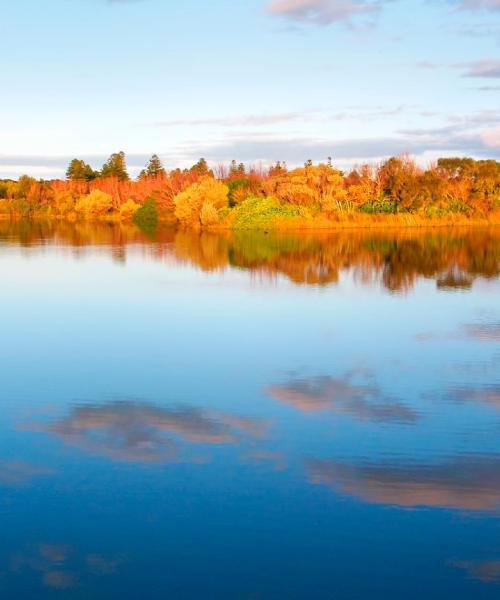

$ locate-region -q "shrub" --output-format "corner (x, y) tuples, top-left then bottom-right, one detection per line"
(360, 196), (396, 214)
(200, 201), (219, 226)
(230, 196), (302, 230)
(174, 177), (228, 227)
(75, 190), (113, 217)
(51, 190), (78, 217)
(133, 198), (158, 233)
(227, 178), (254, 206)
(268, 164), (346, 210)
(120, 199), (140, 220)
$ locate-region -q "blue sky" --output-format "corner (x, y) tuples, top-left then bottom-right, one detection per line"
(0, 0), (499, 178)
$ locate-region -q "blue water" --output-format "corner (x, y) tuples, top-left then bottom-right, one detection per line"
(0, 222), (499, 598)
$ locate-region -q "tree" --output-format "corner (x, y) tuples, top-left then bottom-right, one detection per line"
(229, 160), (245, 178)
(191, 158), (210, 176)
(140, 154), (166, 179)
(75, 190), (113, 216)
(174, 177), (228, 227)
(101, 151), (129, 180)
(66, 159), (97, 181)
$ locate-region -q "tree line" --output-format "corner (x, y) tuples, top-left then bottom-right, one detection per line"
(0, 152), (499, 227)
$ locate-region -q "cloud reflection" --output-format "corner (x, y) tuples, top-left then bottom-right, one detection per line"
(464, 323), (500, 342)
(306, 455), (500, 510)
(453, 385), (500, 409)
(454, 559), (500, 584)
(266, 375), (416, 423)
(8, 543), (123, 591)
(417, 321), (500, 342)
(27, 401), (269, 463)
(10, 544), (75, 590)
(0, 460), (53, 486)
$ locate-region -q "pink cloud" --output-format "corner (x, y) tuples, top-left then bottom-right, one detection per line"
(265, 0), (381, 25)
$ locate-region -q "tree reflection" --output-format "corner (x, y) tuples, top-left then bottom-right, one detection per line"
(0, 221), (498, 292)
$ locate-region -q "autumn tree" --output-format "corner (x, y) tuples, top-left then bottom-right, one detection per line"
(174, 177), (229, 227)
(191, 158), (210, 176)
(268, 161), (287, 177)
(75, 189), (113, 217)
(229, 160), (245, 178)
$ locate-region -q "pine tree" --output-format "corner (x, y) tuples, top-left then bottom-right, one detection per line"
(143, 154), (166, 178)
(101, 151), (129, 181)
(66, 158), (97, 181)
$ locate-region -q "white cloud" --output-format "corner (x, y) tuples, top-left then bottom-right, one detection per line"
(482, 127), (500, 148)
(458, 59), (500, 78)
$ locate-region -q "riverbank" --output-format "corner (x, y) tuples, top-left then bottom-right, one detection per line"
(2, 211), (500, 231)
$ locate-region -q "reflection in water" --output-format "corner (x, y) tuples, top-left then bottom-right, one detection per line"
(465, 323), (500, 342)
(454, 560), (500, 584)
(267, 374), (416, 423)
(1, 220), (499, 292)
(0, 460), (53, 486)
(2, 220), (500, 597)
(26, 401), (269, 463)
(453, 386), (500, 409)
(8, 544), (123, 591)
(417, 322), (500, 342)
(10, 544), (75, 590)
(306, 456), (500, 510)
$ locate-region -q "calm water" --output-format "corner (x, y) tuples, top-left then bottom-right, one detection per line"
(1, 220), (499, 598)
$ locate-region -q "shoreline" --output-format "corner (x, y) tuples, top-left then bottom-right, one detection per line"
(2, 213), (500, 231)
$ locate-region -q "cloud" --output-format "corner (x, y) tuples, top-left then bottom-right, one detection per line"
(482, 127), (500, 148)
(3, 106), (500, 179)
(172, 124), (500, 168)
(151, 112), (312, 128)
(458, 59), (500, 79)
(452, 0), (500, 11)
(266, 374), (417, 423)
(26, 401), (269, 463)
(476, 86), (500, 92)
(306, 455), (500, 510)
(265, 0), (383, 26)
(416, 60), (441, 69)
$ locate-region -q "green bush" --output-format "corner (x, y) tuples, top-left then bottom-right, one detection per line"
(227, 178), (250, 207)
(133, 198), (158, 234)
(230, 196), (301, 230)
(359, 196), (396, 214)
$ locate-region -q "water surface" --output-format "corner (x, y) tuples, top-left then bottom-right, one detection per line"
(1, 221), (499, 598)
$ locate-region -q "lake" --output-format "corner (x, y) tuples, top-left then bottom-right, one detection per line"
(0, 220), (499, 598)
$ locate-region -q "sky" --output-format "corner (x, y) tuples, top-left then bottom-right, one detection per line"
(0, 0), (499, 178)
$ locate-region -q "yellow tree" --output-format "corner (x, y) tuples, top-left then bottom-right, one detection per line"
(174, 177), (229, 227)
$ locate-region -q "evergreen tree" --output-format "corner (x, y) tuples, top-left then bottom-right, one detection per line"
(101, 151), (129, 180)
(66, 158), (97, 181)
(192, 158), (209, 176)
(141, 154), (166, 179)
